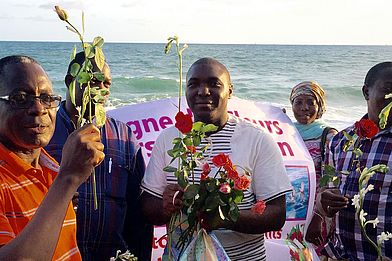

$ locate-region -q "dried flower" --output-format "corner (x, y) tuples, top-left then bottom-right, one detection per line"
(54, 6), (68, 21)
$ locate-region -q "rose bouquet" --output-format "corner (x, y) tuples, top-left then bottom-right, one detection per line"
(286, 225), (313, 261)
(165, 111), (254, 255)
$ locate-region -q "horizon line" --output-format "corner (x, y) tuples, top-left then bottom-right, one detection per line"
(0, 40), (391, 47)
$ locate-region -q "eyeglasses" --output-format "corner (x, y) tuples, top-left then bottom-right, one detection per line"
(0, 93), (62, 109)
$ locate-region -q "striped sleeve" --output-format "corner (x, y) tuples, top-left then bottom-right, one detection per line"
(0, 203), (15, 245)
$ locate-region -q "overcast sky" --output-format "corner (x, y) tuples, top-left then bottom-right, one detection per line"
(1, 0), (392, 45)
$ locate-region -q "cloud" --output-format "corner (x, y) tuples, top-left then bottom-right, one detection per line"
(39, 1), (85, 10)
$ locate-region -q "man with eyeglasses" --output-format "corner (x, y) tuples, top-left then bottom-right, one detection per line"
(45, 52), (153, 261)
(0, 55), (104, 260)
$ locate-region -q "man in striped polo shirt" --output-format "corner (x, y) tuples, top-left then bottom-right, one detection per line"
(0, 55), (104, 260)
(141, 57), (291, 260)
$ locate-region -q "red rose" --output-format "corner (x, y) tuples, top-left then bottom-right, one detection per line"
(290, 230), (303, 243)
(251, 200), (266, 215)
(290, 249), (300, 261)
(175, 111), (193, 134)
(354, 119), (378, 139)
(201, 163), (211, 181)
(212, 153), (231, 168)
(187, 146), (196, 154)
(225, 165), (239, 180)
(234, 175), (251, 190)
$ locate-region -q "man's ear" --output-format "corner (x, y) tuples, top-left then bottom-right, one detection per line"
(362, 84), (370, 100)
(228, 83), (233, 99)
(64, 74), (73, 88)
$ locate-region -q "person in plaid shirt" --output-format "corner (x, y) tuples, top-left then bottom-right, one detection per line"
(316, 62), (392, 260)
(46, 52), (153, 261)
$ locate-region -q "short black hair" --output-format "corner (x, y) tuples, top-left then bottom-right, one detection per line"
(0, 55), (40, 92)
(66, 51), (86, 76)
(364, 62), (392, 87)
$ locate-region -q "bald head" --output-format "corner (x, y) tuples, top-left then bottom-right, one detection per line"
(186, 58), (231, 83)
(185, 57), (233, 128)
(0, 55), (42, 93)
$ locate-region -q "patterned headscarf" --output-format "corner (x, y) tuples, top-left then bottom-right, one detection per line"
(290, 81), (326, 118)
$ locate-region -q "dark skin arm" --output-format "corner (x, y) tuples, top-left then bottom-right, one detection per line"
(0, 124), (104, 260)
(141, 184), (184, 226)
(141, 184), (286, 234)
(222, 195), (286, 234)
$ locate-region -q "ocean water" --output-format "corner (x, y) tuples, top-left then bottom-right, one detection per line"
(2, 41), (392, 130)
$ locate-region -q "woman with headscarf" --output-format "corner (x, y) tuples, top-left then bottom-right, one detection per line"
(289, 81), (337, 259)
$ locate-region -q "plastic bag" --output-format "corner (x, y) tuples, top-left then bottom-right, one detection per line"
(179, 229), (230, 261)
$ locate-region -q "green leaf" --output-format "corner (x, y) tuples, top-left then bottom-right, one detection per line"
(193, 135), (201, 146)
(66, 25), (77, 34)
(201, 124), (218, 133)
(183, 137), (192, 146)
(94, 47), (105, 71)
(333, 177), (341, 187)
(80, 88), (90, 123)
(228, 204), (240, 222)
(163, 166), (177, 172)
(343, 131), (353, 141)
(164, 38), (174, 54)
(323, 164), (336, 176)
(70, 45), (77, 61)
(379, 101), (392, 130)
(77, 72), (91, 84)
(93, 36), (104, 48)
(192, 122), (203, 131)
(70, 63), (80, 77)
(94, 103), (106, 127)
(206, 179), (218, 192)
(205, 193), (220, 211)
(177, 169), (189, 189)
(319, 175), (332, 187)
(93, 72), (105, 81)
(69, 80), (76, 106)
(82, 11), (85, 36)
(231, 189), (243, 203)
(184, 184), (199, 199)
(84, 44), (95, 59)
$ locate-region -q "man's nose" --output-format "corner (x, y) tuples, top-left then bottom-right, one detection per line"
(197, 83), (211, 96)
(28, 98), (47, 115)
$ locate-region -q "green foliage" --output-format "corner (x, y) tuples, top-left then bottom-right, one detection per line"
(379, 101), (392, 130)
(55, 5), (108, 210)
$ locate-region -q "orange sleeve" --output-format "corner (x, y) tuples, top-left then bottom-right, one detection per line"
(0, 200), (15, 245)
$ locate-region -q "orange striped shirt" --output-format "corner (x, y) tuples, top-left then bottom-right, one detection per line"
(0, 143), (81, 260)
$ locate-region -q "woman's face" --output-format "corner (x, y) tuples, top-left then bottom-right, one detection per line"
(292, 94), (319, 124)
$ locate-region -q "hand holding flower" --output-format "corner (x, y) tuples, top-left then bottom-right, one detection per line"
(319, 188), (349, 217)
(163, 184), (184, 219)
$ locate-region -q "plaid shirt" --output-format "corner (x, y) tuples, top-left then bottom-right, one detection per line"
(45, 102), (153, 261)
(322, 116), (392, 260)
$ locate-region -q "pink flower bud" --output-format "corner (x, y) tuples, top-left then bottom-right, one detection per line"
(219, 183), (231, 194)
